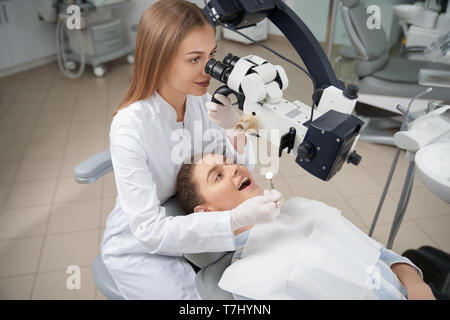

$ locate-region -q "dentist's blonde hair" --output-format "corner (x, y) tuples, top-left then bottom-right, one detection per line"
(113, 0), (213, 117)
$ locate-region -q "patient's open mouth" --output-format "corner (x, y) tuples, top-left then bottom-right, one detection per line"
(238, 176), (253, 191)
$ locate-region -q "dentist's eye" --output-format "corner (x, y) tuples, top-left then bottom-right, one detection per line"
(191, 57), (200, 64)
(215, 173), (222, 181)
(209, 50), (217, 57)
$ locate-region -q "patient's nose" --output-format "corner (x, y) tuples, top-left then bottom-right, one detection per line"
(228, 164), (239, 177)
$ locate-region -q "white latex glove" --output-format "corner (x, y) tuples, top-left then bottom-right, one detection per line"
(206, 93), (240, 130)
(230, 189), (283, 231)
(264, 189), (285, 209)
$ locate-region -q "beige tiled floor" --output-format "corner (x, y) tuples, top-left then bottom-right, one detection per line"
(0, 36), (448, 300)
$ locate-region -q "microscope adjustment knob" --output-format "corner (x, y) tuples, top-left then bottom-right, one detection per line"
(298, 142), (315, 160)
(347, 151), (362, 166)
(343, 84), (359, 100)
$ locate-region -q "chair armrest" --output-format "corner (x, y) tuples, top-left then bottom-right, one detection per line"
(195, 252), (235, 300)
(74, 150), (113, 184)
(401, 45), (426, 56)
(337, 45), (360, 60)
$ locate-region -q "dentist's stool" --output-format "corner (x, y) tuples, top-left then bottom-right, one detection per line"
(75, 150), (121, 299)
(92, 255), (124, 300)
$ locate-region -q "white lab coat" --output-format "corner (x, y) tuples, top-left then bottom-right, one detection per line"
(101, 91), (255, 299)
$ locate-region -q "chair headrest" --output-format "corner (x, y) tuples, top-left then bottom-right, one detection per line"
(341, 0), (359, 8)
(341, 1), (388, 60)
(160, 195), (186, 217)
(162, 196), (232, 269)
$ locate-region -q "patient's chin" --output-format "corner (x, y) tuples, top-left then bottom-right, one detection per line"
(254, 186), (264, 196)
(242, 185), (264, 200)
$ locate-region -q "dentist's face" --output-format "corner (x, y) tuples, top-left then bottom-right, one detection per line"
(164, 24), (217, 96)
(192, 154), (264, 212)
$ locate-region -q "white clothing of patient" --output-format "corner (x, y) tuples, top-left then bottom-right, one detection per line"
(222, 197), (422, 300)
(175, 153), (434, 300)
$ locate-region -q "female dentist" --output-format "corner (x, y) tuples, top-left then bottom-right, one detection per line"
(100, 0), (282, 300)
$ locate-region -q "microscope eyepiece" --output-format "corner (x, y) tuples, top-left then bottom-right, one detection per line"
(223, 53), (240, 66)
(205, 53), (243, 85)
(205, 59), (233, 84)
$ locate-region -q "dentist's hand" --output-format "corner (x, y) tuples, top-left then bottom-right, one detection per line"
(206, 94), (239, 130)
(230, 189), (283, 231)
(264, 189), (285, 209)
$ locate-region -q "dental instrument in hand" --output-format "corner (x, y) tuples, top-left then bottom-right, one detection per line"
(265, 172), (277, 208)
(265, 172), (274, 190)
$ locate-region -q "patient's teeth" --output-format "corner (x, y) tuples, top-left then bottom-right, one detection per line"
(239, 177), (249, 190)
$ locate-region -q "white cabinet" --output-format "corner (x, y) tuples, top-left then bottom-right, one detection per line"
(0, 0), (56, 71)
(223, 19), (269, 44)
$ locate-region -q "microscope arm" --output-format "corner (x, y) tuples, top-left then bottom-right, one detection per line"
(267, 0), (343, 92)
(203, 0), (344, 95)
(203, 0), (363, 181)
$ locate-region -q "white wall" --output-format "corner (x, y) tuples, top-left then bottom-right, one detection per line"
(112, 0), (157, 47)
(287, 0), (414, 46)
(334, 0), (413, 46)
(112, 0), (208, 47)
(115, 0), (412, 48)
(113, 0), (312, 44)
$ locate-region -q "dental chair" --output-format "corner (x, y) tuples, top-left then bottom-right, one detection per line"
(339, 0), (450, 145)
(77, 150), (450, 300)
(75, 151), (235, 300)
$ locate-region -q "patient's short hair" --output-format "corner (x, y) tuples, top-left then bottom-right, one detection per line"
(176, 152), (231, 214)
(175, 154), (204, 214)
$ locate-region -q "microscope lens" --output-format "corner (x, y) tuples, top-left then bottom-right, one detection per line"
(205, 58), (218, 76)
(223, 53), (240, 66)
(205, 59), (233, 84)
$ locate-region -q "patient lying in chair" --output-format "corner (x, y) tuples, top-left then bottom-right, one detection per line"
(175, 153), (436, 300)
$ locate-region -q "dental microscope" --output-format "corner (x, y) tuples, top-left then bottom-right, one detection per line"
(203, 0), (364, 182)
